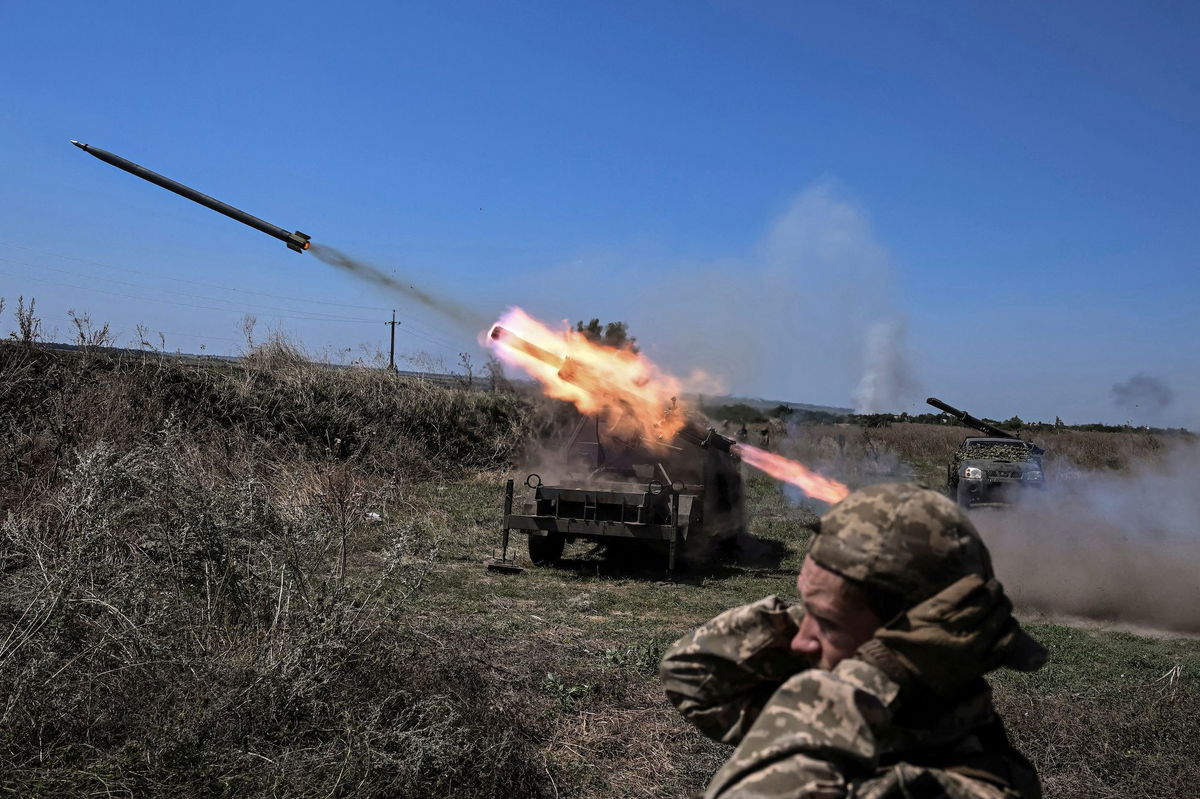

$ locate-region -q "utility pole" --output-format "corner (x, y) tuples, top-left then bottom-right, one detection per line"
(385, 310), (398, 371)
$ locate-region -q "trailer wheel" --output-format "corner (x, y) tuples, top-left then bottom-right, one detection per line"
(528, 533), (565, 565)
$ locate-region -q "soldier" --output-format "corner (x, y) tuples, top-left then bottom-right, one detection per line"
(660, 482), (1046, 798)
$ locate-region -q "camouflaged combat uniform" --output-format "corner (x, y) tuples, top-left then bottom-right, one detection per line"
(661, 483), (1044, 799)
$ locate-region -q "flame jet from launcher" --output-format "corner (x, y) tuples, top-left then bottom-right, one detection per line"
(70, 141), (311, 253)
(488, 315), (850, 504)
(490, 323), (727, 451)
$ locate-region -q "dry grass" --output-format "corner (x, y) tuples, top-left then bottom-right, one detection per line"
(992, 625), (1200, 798)
(998, 691), (1200, 798)
(0, 341), (553, 797)
(0, 339), (535, 503)
(2, 340), (1197, 797)
(770, 422), (1187, 489)
(545, 679), (724, 799)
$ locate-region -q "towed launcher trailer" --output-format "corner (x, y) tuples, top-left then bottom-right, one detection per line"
(486, 323), (746, 574)
(491, 411), (746, 575)
(498, 476), (693, 574)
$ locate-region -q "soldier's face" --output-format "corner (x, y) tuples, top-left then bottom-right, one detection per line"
(790, 558), (882, 670)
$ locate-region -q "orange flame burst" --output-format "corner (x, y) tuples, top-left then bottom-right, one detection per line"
(486, 306), (851, 503)
(733, 443), (850, 504)
(487, 307), (688, 443)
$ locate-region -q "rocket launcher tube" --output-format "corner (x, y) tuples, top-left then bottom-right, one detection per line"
(71, 141), (310, 253)
(698, 427), (736, 453)
(926, 397), (1022, 440)
(489, 325), (734, 453)
(490, 324), (642, 408)
(489, 325), (565, 369)
(926, 397), (1045, 455)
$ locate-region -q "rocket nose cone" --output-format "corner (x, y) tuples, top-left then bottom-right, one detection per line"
(70, 140), (86, 149)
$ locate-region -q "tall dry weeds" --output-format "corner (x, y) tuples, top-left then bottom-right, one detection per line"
(770, 422), (1185, 491)
(0, 341), (552, 797)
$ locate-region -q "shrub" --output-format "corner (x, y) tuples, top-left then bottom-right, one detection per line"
(0, 343), (552, 797)
(0, 342), (537, 505)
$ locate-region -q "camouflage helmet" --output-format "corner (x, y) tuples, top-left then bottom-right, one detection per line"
(809, 482), (994, 608)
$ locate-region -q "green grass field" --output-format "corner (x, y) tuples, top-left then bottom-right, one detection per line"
(1, 341), (1196, 797)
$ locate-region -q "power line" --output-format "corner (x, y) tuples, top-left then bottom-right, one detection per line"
(141, 329), (242, 344)
(0, 243), (479, 349)
(0, 266), (381, 325)
(0, 240), (394, 312)
(0, 256), (388, 324)
(0, 267), (471, 354)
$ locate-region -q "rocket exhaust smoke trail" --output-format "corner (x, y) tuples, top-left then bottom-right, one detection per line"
(307, 243), (489, 331)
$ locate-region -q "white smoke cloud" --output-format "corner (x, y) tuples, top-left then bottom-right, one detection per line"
(522, 181), (919, 410)
(726, 181), (919, 410)
(972, 439), (1200, 633)
(853, 316), (918, 413)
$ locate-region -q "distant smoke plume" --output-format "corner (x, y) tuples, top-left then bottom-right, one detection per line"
(853, 316), (918, 413)
(530, 181), (919, 409)
(972, 440), (1200, 633)
(309, 243), (488, 331)
(1111, 373), (1173, 414)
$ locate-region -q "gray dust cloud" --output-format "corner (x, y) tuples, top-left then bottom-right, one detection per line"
(972, 441), (1200, 633)
(308, 243), (489, 331)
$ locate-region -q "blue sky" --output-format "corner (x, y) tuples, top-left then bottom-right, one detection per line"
(2, 1), (1197, 427)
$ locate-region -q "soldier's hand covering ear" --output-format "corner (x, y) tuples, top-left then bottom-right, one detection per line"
(854, 574), (1047, 702)
(660, 597), (812, 745)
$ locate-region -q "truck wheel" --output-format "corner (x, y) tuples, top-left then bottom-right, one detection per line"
(528, 533), (565, 565)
